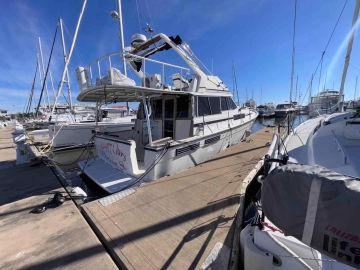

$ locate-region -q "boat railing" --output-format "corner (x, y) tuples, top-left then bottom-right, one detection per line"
(84, 51), (192, 91)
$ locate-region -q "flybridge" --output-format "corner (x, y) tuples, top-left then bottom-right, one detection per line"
(76, 33), (228, 103)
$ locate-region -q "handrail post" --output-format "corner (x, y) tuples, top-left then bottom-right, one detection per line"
(143, 59), (146, 87)
(97, 60), (101, 78)
(162, 64), (165, 87)
(108, 56), (112, 84)
(89, 66), (93, 85)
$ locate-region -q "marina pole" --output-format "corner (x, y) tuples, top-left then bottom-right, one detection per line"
(51, 0), (87, 117)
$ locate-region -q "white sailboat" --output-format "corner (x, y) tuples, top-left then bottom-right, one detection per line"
(240, 1), (360, 269)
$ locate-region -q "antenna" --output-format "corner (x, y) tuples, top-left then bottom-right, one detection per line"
(232, 62), (240, 105)
(111, 0), (127, 76)
(144, 22), (154, 33)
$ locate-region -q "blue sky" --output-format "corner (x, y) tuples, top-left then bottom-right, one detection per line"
(1, 0), (360, 113)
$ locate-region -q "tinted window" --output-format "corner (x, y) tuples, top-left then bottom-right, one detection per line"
(227, 97), (237, 110)
(165, 99), (174, 118)
(209, 97), (221, 114)
(176, 95), (189, 118)
(164, 120), (174, 138)
(137, 103), (145, 119)
(152, 99), (162, 119)
(221, 97), (228, 111)
(197, 97), (211, 116)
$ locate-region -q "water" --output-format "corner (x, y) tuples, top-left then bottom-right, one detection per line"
(251, 114), (310, 134)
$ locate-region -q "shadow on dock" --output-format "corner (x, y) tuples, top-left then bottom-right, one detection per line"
(20, 194), (241, 270)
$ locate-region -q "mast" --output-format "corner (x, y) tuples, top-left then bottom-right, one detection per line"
(59, 18), (73, 110)
(51, 0), (87, 116)
(289, 0), (297, 104)
(354, 76), (358, 101)
(36, 53), (44, 111)
(338, 0), (360, 111)
(26, 60), (38, 114)
(38, 37), (50, 108)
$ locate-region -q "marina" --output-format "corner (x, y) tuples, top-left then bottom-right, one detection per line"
(2, 0), (360, 269)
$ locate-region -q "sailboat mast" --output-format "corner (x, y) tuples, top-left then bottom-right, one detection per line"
(338, 0), (360, 111)
(59, 18), (73, 110)
(51, 0), (87, 117)
(289, 0), (297, 104)
(354, 76), (358, 101)
(38, 37), (50, 108)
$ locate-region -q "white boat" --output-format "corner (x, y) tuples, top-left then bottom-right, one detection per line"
(77, 33), (258, 193)
(240, 109), (360, 270)
(257, 103), (275, 117)
(308, 90), (343, 118)
(274, 103), (296, 118)
(245, 99), (257, 109)
(240, 1), (360, 267)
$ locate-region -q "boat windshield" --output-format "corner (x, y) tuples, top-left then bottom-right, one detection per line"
(276, 104), (291, 109)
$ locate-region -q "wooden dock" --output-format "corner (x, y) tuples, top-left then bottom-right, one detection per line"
(82, 127), (275, 269)
(0, 126), (117, 270)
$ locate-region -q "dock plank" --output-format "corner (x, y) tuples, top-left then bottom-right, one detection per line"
(0, 127), (117, 270)
(82, 127), (275, 269)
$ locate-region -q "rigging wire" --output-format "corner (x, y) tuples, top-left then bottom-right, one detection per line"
(36, 23), (59, 116)
(134, 0), (142, 32)
(300, 0), (348, 105)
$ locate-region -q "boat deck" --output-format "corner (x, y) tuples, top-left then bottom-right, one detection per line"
(0, 126), (117, 270)
(82, 127), (276, 269)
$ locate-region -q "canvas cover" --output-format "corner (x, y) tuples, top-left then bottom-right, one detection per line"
(262, 164), (360, 269)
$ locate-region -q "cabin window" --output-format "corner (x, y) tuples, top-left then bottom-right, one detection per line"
(197, 96), (211, 116)
(151, 99), (162, 119)
(221, 97), (229, 111)
(227, 97), (237, 110)
(209, 97), (221, 114)
(137, 103), (145, 119)
(176, 95), (190, 118)
(165, 99), (174, 118)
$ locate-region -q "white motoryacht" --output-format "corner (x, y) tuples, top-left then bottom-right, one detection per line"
(77, 33), (258, 193)
(308, 90), (343, 118)
(257, 103), (275, 117)
(274, 102), (296, 118)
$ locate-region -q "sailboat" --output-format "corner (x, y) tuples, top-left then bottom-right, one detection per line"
(240, 1), (360, 269)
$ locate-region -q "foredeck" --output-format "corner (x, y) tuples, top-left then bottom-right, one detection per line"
(82, 127), (275, 269)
